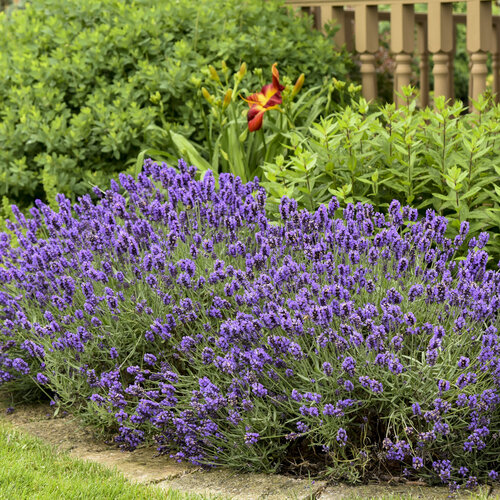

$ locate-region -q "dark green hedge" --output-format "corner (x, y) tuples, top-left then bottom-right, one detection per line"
(0, 0), (354, 207)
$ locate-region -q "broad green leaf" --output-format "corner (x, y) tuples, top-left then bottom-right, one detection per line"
(169, 131), (213, 174)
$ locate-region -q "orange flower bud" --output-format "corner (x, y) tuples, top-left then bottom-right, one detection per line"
(208, 65), (221, 84)
(201, 87), (213, 103)
(222, 89), (233, 109)
(238, 62), (247, 80)
(291, 73), (305, 99)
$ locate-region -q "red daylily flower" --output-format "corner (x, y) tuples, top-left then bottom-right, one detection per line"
(243, 63), (285, 132)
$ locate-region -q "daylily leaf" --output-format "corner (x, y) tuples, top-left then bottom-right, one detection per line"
(169, 131), (213, 174)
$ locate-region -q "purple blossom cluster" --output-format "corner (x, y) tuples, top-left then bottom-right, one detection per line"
(1, 159), (500, 487)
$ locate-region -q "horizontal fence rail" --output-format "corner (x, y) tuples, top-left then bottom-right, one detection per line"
(285, 0), (500, 110)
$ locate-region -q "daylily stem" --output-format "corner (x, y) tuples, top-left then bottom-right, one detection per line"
(284, 111), (295, 130)
(198, 95), (213, 161)
(260, 128), (267, 162)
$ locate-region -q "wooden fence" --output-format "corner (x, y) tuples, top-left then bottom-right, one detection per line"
(285, 0), (500, 109)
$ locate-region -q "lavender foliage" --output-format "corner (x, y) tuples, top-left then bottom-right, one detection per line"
(1, 159), (499, 488)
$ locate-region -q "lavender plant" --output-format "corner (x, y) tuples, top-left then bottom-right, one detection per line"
(1, 160), (499, 492)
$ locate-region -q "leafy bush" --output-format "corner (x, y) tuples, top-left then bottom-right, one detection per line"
(0, 0), (354, 208)
(1, 161), (500, 490)
(262, 91), (500, 262)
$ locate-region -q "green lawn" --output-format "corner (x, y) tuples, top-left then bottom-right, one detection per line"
(0, 421), (220, 500)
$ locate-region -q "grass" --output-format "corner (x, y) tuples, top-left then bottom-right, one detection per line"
(0, 420), (221, 500)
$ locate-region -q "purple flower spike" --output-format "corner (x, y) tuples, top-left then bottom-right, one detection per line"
(336, 428), (348, 447)
(244, 432), (259, 446)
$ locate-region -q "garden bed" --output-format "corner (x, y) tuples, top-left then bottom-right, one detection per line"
(2, 0), (500, 496)
(1, 161), (500, 494)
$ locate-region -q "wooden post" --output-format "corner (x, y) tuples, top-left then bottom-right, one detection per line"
(467, 0), (492, 110)
(332, 7), (354, 51)
(355, 4), (379, 102)
(493, 21), (500, 103)
(417, 20), (429, 108)
(433, 53), (452, 101)
(319, 4), (333, 33)
(449, 18), (457, 101)
(427, 1), (453, 104)
(311, 6), (322, 30)
(391, 4), (415, 107)
(300, 6), (321, 30)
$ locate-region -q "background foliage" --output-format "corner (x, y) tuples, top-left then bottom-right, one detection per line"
(262, 91), (500, 261)
(0, 0), (353, 208)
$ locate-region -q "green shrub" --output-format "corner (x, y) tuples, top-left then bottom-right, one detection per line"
(262, 90), (500, 261)
(0, 0), (354, 209)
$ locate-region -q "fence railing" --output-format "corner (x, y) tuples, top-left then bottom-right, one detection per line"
(285, 0), (500, 110)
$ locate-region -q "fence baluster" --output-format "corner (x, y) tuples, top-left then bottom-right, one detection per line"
(355, 4), (379, 101)
(391, 4), (415, 106)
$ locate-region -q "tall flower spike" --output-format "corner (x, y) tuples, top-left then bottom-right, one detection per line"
(242, 63), (285, 132)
